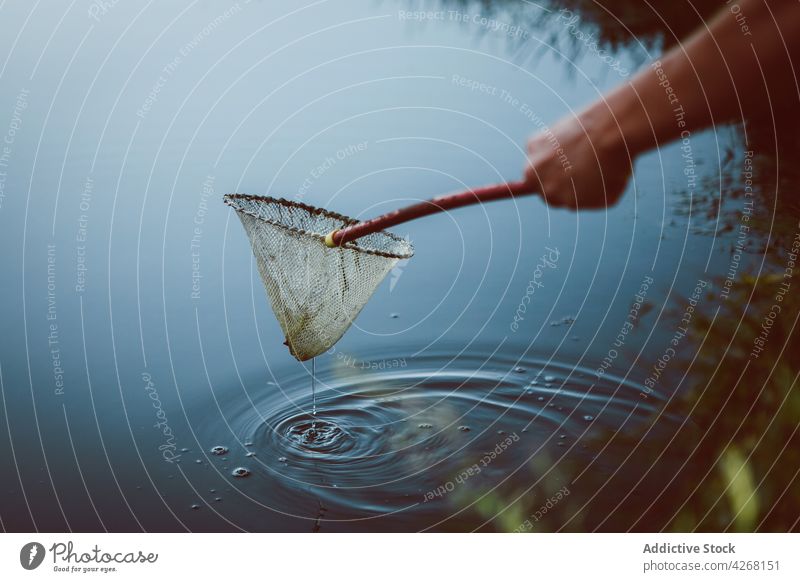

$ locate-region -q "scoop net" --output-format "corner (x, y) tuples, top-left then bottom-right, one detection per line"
(224, 194), (414, 361)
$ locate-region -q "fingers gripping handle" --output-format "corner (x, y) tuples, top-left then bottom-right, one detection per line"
(325, 180), (538, 247)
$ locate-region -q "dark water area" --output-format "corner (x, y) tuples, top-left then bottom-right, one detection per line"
(0, 0), (798, 532)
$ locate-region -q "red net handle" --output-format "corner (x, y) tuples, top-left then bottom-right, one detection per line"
(330, 180), (537, 246)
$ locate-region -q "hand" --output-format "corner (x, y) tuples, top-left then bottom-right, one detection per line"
(524, 108), (634, 210)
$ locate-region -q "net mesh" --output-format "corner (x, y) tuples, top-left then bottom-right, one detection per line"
(224, 194), (414, 361)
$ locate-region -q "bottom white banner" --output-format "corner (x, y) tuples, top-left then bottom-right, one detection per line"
(0, 533), (796, 581)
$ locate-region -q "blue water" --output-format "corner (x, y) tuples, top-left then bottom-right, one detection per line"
(0, 0), (742, 531)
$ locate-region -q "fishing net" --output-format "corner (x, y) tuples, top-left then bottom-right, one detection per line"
(224, 194), (414, 361)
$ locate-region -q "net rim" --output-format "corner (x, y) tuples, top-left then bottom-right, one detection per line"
(223, 193), (414, 260)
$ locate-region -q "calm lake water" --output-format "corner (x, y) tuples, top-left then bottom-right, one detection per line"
(0, 0), (791, 532)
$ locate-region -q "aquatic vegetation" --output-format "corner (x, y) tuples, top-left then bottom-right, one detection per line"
(664, 269), (800, 532)
(463, 265), (799, 532)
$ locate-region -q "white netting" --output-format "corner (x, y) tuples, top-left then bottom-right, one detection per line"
(224, 194), (414, 361)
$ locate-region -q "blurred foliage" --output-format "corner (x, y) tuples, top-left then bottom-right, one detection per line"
(431, 0), (722, 60)
(674, 130), (800, 251)
(664, 269), (800, 532)
(453, 264), (799, 532)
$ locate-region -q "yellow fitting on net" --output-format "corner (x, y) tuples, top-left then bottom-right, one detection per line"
(324, 230), (339, 248)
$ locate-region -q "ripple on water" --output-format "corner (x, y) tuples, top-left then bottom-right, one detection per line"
(195, 351), (679, 525)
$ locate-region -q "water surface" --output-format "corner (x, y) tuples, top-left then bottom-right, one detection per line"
(0, 0), (787, 532)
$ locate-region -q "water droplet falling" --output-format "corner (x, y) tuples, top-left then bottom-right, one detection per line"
(311, 358), (317, 431)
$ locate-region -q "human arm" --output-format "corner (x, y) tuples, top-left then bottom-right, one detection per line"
(525, 0), (800, 209)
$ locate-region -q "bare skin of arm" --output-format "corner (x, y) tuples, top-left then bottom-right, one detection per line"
(525, 0), (800, 209)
